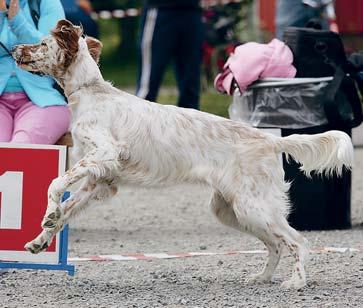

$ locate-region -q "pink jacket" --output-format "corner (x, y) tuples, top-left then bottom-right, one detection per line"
(214, 39), (296, 95)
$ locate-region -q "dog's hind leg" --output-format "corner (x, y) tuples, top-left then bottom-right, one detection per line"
(246, 238), (282, 284)
(231, 193), (289, 285)
(232, 192), (308, 289)
(272, 219), (309, 290)
(210, 190), (283, 283)
(209, 190), (240, 230)
(25, 178), (118, 254)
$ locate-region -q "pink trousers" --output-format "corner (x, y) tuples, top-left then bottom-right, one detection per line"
(0, 92), (71, 144)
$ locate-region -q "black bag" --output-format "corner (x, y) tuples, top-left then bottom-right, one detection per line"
(283, 27), (363, 128)
(282, 124), (352, 231)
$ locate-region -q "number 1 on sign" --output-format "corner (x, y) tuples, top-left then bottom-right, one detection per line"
(0, 171), (23, 229)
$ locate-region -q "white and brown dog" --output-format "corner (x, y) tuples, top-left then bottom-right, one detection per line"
(12, 20), (353, 289)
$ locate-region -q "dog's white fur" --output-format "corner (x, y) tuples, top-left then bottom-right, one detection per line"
(12, 20), (353, 289)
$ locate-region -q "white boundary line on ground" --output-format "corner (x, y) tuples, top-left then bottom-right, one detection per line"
(69, 247), (361, 262)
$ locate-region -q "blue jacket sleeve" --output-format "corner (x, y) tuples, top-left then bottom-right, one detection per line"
(0, 11), (4, 32)
(8, 0), (65, 44)
(0, 12), (7, 57)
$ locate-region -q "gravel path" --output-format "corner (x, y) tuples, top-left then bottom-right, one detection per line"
(1, 148), (363, 308)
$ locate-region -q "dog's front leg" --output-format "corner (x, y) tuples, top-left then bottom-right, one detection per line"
(42, 146), (123, 230)
(40, 156), (95, 231)
(25, 179), (118, 254)
(25, 145), (125, 254)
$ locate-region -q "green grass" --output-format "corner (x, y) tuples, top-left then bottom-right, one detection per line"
(98, 19), (230, 118)
(157, 91), (230, 118)
(98, 19), (176, 88)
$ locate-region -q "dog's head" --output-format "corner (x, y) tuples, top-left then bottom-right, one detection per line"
(12, 19), (103, 78)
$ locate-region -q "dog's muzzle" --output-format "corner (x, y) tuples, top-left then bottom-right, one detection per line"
(10, 46), (43, 75)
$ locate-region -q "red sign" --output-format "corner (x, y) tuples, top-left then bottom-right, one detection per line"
(0, 143), (66, 263)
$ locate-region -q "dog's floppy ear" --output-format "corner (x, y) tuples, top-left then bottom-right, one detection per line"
(55, 19), (75, 30)
(54, 19), (83, 37)
(52, 19), (83, 54)
(51, 19), (84, 70)
(85, 37), (103, 63)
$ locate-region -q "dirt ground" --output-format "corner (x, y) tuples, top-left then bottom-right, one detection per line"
(1, 148), (363, 308)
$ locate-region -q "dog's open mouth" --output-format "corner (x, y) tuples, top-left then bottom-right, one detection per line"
(16, 59), (38, 70)
(17, 59), (35, 65)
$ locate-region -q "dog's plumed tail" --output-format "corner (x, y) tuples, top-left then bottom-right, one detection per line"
(274, 130), (353, 177)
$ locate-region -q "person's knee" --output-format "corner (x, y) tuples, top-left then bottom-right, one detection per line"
(0, 135), (12, 142)
(12, 129), (61, 145)
(11, 130), (34, 144)
(0, 108), (13, 142)
(12, 106), (71, 145)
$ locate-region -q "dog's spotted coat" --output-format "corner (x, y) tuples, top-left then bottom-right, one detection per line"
(12, 20), (354, 289)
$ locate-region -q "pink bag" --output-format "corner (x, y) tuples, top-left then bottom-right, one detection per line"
(214, 39), (296, 95)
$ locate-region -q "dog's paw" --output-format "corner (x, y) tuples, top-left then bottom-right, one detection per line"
(246, 273), (272, 284)
(25, 230), (55, 254)
(281, 278), (306, 290)
(41, 207), (63, 230)
(25, 239), (49, 254)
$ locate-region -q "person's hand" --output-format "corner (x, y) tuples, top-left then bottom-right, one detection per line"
(0, 0), (7, 12)
(8, 0), (19, 20)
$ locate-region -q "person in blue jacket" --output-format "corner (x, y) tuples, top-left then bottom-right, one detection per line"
(0, 0), (70, 144)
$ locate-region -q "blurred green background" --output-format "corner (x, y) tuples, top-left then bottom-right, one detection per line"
(93, 0), (236, 118)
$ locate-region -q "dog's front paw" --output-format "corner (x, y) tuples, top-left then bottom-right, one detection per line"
(24, 231), (54, 254)
(25, 238), (49, 254)
(281, 278), (306, 290)
(41, 207), (63, 230)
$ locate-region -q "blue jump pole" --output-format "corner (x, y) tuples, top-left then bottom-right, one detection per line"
(0, 192), (75, 276)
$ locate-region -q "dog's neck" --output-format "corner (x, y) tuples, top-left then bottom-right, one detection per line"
(58, 46), (104, 98)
